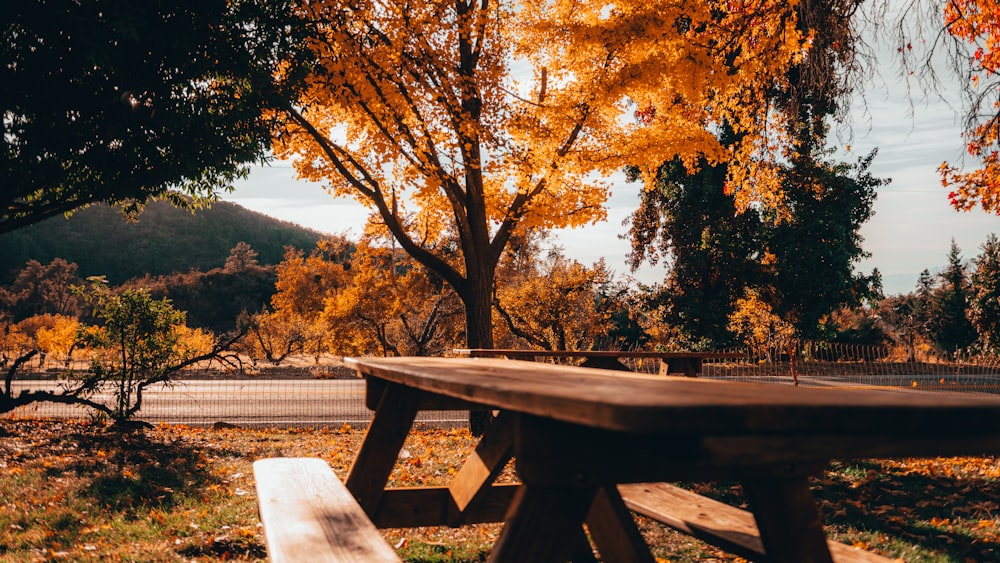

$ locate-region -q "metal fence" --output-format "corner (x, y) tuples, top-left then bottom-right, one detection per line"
(5, 344), (1000, 428)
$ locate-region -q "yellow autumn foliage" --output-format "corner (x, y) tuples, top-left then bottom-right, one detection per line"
(727, 289), (795, 359)
(273, 0), (811, 346)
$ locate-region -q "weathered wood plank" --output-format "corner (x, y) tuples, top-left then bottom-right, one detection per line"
(370, 485), (519, 528)
(346, 382), (420, 515)
(345, 357), (1000, 452)
(253, 457), (401, 563)
(488, 484), (597, 563)
(619, 482), (896, 563)
(585, 485), (655, 563)
(448, 411), (515, 525)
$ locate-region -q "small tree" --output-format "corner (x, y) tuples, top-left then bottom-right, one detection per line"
(1, 281), (242, 419)
(239, 310), (307, 366)
(494, 251), (614, 351)
(728, 289), (796, 364)
(76, 282), (189, 420)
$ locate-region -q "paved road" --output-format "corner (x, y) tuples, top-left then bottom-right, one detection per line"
(8, 372), (998, 427)
(5, 379), (469, 428)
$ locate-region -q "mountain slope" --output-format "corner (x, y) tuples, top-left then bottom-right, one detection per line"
(0, 200), (325, 284)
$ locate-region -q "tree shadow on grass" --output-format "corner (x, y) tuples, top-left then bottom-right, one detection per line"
(679, 458), (1000, 561)
(814, 460), (1000, 561)
(55, 427), (212, 512)
(0, 421), (266, 560)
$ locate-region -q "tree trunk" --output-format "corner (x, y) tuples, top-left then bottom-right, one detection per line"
(463, 269), (496, 436)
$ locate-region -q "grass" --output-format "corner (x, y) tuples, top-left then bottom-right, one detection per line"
(1, 419), (999, 562)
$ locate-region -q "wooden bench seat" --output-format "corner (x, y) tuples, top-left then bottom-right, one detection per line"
(618, 483), (896, 562)
(253, 457), (402, 562)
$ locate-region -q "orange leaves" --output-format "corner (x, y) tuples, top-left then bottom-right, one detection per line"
(940, 0), (1000, 213)
(493, 247), (615, 350)
(276, 0), (809, 292)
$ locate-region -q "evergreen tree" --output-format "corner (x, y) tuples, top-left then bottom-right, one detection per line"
(971, 234), (1000, 353)
(928, 240), (977, 358)
(224, 242), (260, 273)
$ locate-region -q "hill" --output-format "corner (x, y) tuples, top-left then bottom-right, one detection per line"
(0, 200), (325, 284)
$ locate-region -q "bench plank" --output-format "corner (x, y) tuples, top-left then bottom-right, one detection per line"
(254, 458), (401, 563)
(619, 483), (896, 563)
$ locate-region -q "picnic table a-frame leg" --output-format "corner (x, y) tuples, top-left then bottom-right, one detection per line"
(741, 475), (835, 563)
(488, 483), (599, 563)
(345, 380), (421, 515)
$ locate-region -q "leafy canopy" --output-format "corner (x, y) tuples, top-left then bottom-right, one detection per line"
(1, 0), (309, 233)
(275, 0), (813, 346)
(936, 0), (1000, 213)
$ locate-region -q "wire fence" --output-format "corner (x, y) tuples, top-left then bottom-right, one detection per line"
(5, 343), (1000, 428)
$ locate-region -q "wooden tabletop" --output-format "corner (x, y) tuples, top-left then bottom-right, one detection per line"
(454, 348), (744, 359)
(346, 356), (1000, 442)
(345, 356), (1000, 562)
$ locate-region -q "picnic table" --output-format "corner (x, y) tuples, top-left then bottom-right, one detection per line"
(255, 356), (1000, 562)
(454, 348), (744, 376)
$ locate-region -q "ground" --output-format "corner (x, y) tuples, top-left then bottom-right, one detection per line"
(2, 419), (1000, 562)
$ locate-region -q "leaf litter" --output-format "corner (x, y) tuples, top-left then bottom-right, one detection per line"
(1, 419), (999, 562)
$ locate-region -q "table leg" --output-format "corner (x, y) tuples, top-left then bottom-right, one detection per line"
(345, 381), (421, 515)
(741, 476), (834, 563)
(586, 485), (655, 563)
(579, 356), (631, 371)
(488, 485), (598, 563)
(449, 411), (515, 525)
(570, 527), (599, 563)
(659, 357), (701, 377)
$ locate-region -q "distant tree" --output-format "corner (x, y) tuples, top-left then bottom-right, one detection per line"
(728, 289), (796, 363)
(266, 239), (354, 360)
(927, 240), (977, 358)
(764, 151), (885, 337)
(626, 150), (883, 345)
(140, 266), (277, 334)
(494, 250), (614, 351)
(827, 304), (889, 347)
(33, 314), (82, 368)
(239, 310), (307, 366)
(0, 200), (323, 284)
(880, 269), (940, 362)
(0, 313), (31, 367)
(913, 268), (937, 330)
(0, 258), (83, 321)
(625, 152), (762, 346)
(1, 0), (309, 234)
(224, 242), (260, 273)
(597, 280), (651, 351)
(322, 237), (464, 357)
(876, 292), (922, 362)
(2, 313), (79, 369)
(970, 234), (1000, 353)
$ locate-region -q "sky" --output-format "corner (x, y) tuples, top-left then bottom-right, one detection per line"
(225, 45), (1000, 298)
